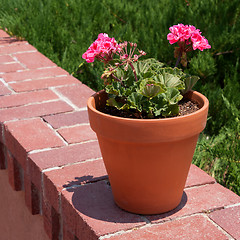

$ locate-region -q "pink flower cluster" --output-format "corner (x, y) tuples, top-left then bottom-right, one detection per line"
(82, 33), (120, 63)
(167, 24), (211, 51)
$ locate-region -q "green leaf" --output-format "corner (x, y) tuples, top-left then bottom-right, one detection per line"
(139, 78), (165, 98)
(103, 62), (192, 118)
(155, 73), (185, 90)
(162, 104), (179, 117)
(127, 92), (143, 112)
(132, 59), (164, 78)
(114, 67), (130, 82)
(142, 84), (161, 98)
(156, 88), (181, 116)
(181, 75), (199, 94)
(107, 97), (123, 108)
(105, 81), (125, 96)
(156, 67), (185, 77)
(106, 98), (130, 110)
(165, 87), (183, 105)
(152, 95), (168, 116)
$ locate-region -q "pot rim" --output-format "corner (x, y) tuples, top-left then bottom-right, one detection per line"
(87, 90), (209, 123)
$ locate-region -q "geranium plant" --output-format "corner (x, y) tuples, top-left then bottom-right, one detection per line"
(82, 24), (211, 118)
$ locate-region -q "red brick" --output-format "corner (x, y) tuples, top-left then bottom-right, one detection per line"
(10, 75), (79, 92)
(42, 199), (60, 240)
(58, 124), (97, 144)
(0, 42), (37, 55)
(43, 159), (107, 210)
(1, 67), (68, 82)
(4, 130), (27, 168)
(28, 142), (101, 199)
(0, 142), (6, 169)
(0, 123), (3, 143)
(6, 150), (23, 191)
(185, 164), (215, 188)
(0, 62), (25, 73)
(0, 33), (24, 46)
(28, 155), (43, 192)
(28, 141), (101, 170)
(63, 224), (78, 240)
(0, 30), (10, 38)
(0, 89), (58, 108)
(0, 38), (19, 46)
(42, 199), (52, 234)
(0, 100), (73, 122)
(5, 118), (65, 153)
(209, 205), (240, 239)
(0, 81), (12, 96)
(0, 55), (15, 63)
(61, 181), (146, 239)
(14, 52), (56, 69)
(147, 183), (240, 223)
(24, 174), (41, 215)
(0, 124), (3, 143)
(56, 84), (95, 109)
(43, 110), (89, 129)
(108, 215), (228, 240)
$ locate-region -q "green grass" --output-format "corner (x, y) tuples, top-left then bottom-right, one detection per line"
(1, 0), (240, 195)
(193, 94), (240, 194)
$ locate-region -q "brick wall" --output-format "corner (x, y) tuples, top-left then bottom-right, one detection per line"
(0, 170), (49, 240)
(1, 30), (240, 240)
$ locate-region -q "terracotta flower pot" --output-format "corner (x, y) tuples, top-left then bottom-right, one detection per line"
(87, 90), (209, 214)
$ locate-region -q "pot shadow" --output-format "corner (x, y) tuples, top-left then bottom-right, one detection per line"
(65, 177), (188, 223)
(63, 174), (108, 189)
(0, 37), (22, 44)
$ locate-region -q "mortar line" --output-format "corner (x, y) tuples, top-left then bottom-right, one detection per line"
(11, 54), (28, 69)
(0, 61), (17, 64)
(50, 87), (81, 111)
(0, 77), (15, 94)
(99, 212), (234, 239)
(206, 214), (235, 239)
(42, 157), (103, 173)
(57, 122), (90, 130)
(6, 75), (69, 83)
(41, 118), (69, 146)
(224, 202), (240, 209)
(28, 139), (98, 155)
(0, 50), (37, 56)
(0, 98), (64, 110)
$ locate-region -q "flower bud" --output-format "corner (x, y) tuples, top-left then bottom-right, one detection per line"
(133, 55), (139, 61)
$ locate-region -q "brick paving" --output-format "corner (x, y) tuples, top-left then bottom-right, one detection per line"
(0, 30), (240, 240)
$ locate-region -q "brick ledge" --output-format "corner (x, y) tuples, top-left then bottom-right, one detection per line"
(0, 30), (240, 240)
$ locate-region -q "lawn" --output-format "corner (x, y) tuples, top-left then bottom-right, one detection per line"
(1, 0), (240, 195)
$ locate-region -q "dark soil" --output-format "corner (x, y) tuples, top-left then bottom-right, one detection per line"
(178, 99), (200, 116)
(100, 98), (200, 119)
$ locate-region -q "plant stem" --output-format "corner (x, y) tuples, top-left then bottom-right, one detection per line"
(111, 73), (122, 83)
(129, 62), (138, 81)
(175, 51), (182, 67)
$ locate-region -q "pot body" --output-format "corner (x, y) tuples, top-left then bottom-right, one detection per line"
(87, 90), (209, 214)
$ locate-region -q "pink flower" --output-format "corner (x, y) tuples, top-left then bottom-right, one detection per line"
(167, 24), (211, 51)
(167, 24), (194, 44)
(82, 33), (120, 63)
(191, 32), (211, 51)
